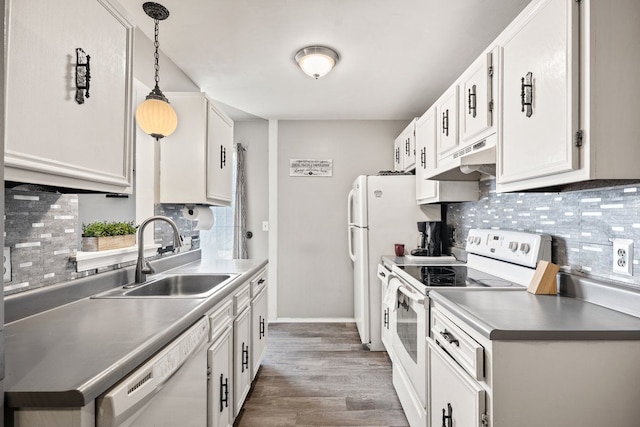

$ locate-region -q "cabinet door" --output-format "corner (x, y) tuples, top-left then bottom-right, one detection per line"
(393, 135), (404, 171)
(499, 0), (579, 184)
(436, 86), (460, 170)
(208, 326), (233, 427)
(460, 49), (496, 145)
(160, 93), (208, 204)
(428, 339), (486, 427)
(415, 108), (439, 203)
(402, 123), (417, 171)
(233, 306), (252, 417)
(5, 0), (134, 193)
(207, 103), (234, 206)
(380, 281), (394, 358)
(251, 287), (268, 379)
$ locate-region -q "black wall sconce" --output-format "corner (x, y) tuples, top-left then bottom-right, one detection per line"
(75, 48), (91, 104)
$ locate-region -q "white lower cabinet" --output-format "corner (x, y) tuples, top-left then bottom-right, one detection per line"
(233, 306), (252, 417)
(427, 338), (486, 427)
(251, 287), (268, 379)
(208, 326), (233, 427)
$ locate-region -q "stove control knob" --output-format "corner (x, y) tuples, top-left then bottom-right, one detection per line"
(473, 236), (481, 245)
(467, 236), (474, 244)
(520, 243), (531, 254)
(508, 241), (518, 252)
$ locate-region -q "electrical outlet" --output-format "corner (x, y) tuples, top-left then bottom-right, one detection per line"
(4, 247), (11, 282)
(613, 239), (634, 275)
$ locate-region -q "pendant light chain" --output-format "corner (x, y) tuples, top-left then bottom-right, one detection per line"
(153, 18), (160, 89)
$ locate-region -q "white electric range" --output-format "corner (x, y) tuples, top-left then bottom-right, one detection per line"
(377, 228), (551, 427)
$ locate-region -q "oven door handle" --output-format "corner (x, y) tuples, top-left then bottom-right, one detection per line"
(398, 285), (425, 305)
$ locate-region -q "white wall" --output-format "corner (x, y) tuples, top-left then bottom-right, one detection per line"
(234, 121), (269, 260)
(276, 120), (407, 319)
(134, 28), (199, 91)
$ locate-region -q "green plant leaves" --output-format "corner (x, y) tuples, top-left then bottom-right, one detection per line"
(81, 221), (137, 237)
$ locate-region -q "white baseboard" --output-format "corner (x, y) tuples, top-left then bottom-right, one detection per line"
(270, 317), (355, 324)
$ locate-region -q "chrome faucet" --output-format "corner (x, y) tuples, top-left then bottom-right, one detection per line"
(134, 215), (183, 284)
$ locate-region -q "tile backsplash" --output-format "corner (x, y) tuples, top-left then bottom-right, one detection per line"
(447, 179), (640, 288)
(4, 187), (200, 295)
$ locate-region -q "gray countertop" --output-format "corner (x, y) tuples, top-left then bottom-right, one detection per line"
(430, 289), (640, 341)
(4, 256), (268, 408)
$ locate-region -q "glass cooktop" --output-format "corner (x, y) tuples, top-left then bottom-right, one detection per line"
(397, 265), (517, 288)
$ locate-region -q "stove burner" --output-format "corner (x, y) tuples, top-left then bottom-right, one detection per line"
(419, 266), (458, 286)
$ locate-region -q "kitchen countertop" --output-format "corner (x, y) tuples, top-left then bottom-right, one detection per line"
(4, 256), (268, 408)
(430, 289), (640, 341)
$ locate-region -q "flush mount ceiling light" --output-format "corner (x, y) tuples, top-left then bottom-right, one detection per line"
(135, 2), (178, 141)
(294, 46), (340, 79)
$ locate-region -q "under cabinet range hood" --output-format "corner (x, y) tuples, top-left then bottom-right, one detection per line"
(427, 133), (497, 181)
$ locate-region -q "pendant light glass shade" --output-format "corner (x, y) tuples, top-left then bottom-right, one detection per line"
(135, 98), (177, 140)
(295, 46), (339, 79)
(137, 2), (177, 141)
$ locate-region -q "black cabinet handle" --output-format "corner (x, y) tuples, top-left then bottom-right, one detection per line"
(442, 109), (449, 136)
(442, 403), (453, 427)
(219, 374), (229, 412)
(383, 308), (389, 328)
(468, 84), (477, 118)
(440, 329), (459, 347)
(258, 278), (266, 284)
(220, 145), (227, 168)
(405, 138), (410, 155)
(395, 147), (400, 163)
(259, 316), (266, 339)
(420, 147), (426, 168)
(521, 72), (533, 117)
(242, 342), (249, 372)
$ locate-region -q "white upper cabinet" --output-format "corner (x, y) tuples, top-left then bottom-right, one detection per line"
(435, 86), (460, 172)
(393, 119), (417, 172)
(5, 0), (134, 193)
(415, 107), (479, 205)
(498, 0), (579, 186)
(459, 48), (498, 149)
(160, 92), (233, 206)
(497, 0), (640, 192)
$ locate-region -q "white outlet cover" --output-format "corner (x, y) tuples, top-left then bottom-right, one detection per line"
(4, 246), (11, 282)
(613, 239), (634, 276)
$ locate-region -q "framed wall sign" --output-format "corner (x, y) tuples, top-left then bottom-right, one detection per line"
(289, 159), (333, 177)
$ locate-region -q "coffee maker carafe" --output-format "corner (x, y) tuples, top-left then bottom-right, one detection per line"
(410, 221), (442, 256)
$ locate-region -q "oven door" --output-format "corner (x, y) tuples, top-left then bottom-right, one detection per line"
(390, 277), (427, 407)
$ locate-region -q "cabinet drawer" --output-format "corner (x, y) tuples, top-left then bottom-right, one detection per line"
(250, 269), (268, 298)
(209, 300), (233, 339)
(431, 308), (484, 380)
(234, 284), (251, 315)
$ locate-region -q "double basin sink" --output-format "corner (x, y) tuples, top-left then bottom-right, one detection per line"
(93, 273), (239, 299)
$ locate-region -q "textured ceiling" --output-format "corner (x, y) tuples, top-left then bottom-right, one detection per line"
(119, 0), (531, 121)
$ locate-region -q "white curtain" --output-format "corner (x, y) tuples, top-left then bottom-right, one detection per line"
(232, 143), (248, 259)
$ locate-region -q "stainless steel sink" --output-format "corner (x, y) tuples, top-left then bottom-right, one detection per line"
(92, 273), (239, 298)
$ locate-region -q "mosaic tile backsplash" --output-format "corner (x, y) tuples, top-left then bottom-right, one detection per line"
(447, 179), (640, 288)
(4, 187), (201, 295)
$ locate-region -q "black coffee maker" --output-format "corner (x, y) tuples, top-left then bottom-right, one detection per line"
(410, 221), (442, 256)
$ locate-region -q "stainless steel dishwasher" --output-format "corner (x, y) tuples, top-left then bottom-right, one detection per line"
(96, 316), (210, 427)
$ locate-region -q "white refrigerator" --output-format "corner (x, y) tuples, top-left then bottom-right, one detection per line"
(347, 174), (440, 351)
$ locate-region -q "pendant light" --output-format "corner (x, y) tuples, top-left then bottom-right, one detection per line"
(294, 46), (340, 79)
(135, 2), (178, 141)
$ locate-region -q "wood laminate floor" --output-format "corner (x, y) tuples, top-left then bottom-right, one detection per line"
(235, 323), (409, 427)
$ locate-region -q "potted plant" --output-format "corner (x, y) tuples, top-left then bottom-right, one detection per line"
(81, 221), (138, 252)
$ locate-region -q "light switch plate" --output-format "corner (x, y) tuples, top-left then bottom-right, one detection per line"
(4, 246), (11, 282)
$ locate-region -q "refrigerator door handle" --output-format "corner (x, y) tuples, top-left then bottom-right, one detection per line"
(347, 189), (355, 226)
(348, 225), (356, 262)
